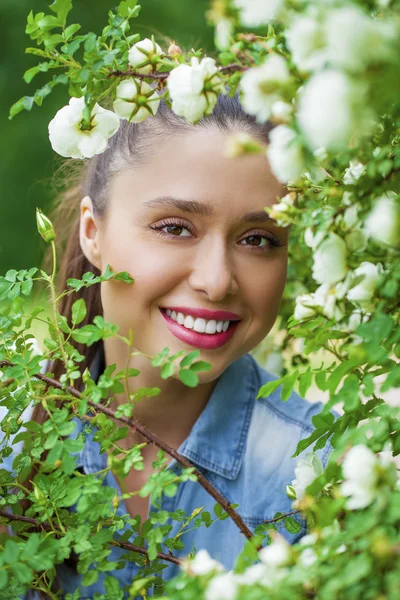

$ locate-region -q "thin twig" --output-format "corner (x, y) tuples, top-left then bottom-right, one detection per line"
(263, 510), (300, 525)
(107, 63), (246, 80)
(0, 509), (181, 565)
(0, 360), (254, 541)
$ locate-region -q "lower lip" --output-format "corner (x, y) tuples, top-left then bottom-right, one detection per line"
(159, 309), (240, 350)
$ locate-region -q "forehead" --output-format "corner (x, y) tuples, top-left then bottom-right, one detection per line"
(109, 128), (285, 216)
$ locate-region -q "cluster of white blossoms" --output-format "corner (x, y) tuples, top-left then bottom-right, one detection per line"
(167, 56), (225, 124)
(340, 444), (398, 509)
(181, 533), (292, 599)
(48, 39), (226, 158)
(233, 0), (285, 28)
(289, 452), (324, 501)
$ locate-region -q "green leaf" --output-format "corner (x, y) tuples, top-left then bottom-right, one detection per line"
(298, 367), (312, 397)
(190, 360), (212, 373)
(256, 378), (282, 399)
(50, 0), (73, 27)
(82, 569), (99, 587)
(179, 369), (199, 388)
(161, 362), (175, 379)
(9, 96), (35, 119)
(180, 350), (200, 368)
(72, 298), (87, 325)
(281, 370), (299, 402)
(0, 570), (8, 590)
(64, 23), (81, 40)
(284, 516), (302, 534)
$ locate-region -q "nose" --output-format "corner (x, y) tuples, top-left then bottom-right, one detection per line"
(188, 237), (239, 302)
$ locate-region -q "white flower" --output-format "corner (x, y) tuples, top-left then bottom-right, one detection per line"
(267, 125), (306, 183)
(233, 0), (284, 27)
(312, 233), (347, 285)
(113, 78), (160, 123)
(346, 262), (382, 309)
(342, 205), (361, 230)
(259, 535), (291, 568)
(347, 309), (369, 332)
(215, 18), (234, 50)
(48, 97), (120, 159)
(181, 549), (224, 576)
(206, 572), (238, 600)
(235, 564), (268, 586)
(298, 70), (371, 151)
(128, 38), (164, 74)
(167, 56), (225, 123)
(240, 55), (290, 124)
(285, 15), (327, 72)
(298, 534), (318, 566)
(268, 192), (296, 226)
(292, 452), (323, 501)
(314, 283), (345, 321)
(345, 229), (368, 253)
(343, 160), (366, 185)
(294, 293), (318, 321)
(304, 228), (325, 250)
(364, 192), (400, 247)
(270, 100), (293, 123)
(340, 445), (379, 509)
(325, 6), (397, 72)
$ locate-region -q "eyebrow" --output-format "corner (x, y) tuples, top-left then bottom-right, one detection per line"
(143, 196), (273, 223)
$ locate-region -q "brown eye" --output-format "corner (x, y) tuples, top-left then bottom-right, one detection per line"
(245, 235), (266, 247)
(166, 225), (184, 236)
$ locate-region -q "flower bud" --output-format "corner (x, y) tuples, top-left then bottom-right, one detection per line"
(36, 208), (56, 243)
(112, 494), (120, 509)
(167, 41), (182, 59)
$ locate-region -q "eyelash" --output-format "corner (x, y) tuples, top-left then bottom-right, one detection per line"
(149, 218), (285, 252)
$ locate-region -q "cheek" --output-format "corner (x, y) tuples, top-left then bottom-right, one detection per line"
(241, 254), (287, 332)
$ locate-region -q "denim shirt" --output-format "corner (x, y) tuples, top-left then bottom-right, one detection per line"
(1, 351), (332, 599)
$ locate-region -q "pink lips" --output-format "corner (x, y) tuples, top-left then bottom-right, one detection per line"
(159, 308), (240, 350)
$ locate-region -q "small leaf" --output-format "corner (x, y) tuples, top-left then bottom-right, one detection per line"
(72, 298), (87, 325)
(285, 516), (302, 534)
(180, 350), (200, 368)
(179, 369), (199, 388)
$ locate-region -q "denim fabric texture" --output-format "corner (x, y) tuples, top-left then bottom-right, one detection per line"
(1, 349), (333, 599)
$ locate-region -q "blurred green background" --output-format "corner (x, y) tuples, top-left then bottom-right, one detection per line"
(0, 0), (213, 273)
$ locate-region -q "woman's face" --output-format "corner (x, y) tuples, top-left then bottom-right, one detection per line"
(81, 127), (289, 382)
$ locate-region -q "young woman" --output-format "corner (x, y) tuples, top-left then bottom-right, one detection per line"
(2, 95), (331, 598)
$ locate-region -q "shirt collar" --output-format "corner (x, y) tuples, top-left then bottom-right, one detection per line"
(76, 346), (256, 481)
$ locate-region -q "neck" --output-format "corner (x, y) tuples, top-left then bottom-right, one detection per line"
(103, 338), (218, 450)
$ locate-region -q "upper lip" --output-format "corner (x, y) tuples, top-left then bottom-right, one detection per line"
(160, 306), (242, 321)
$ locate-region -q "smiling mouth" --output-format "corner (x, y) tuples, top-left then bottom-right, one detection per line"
(160, 308), (237, 335)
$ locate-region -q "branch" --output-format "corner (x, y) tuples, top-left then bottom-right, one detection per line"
(263, 510), (300, 525)
(107, 63), (246, 80)
(0, 361), (254, 541)
(0, 509), (181, 565)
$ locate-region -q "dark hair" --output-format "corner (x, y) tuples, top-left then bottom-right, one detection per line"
(28, 93), (274, 597)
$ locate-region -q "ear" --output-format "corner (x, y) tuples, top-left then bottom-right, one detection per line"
(79, 195), (102, 271)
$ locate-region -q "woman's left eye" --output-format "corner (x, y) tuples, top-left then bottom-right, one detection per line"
(239, 233), (284, 251)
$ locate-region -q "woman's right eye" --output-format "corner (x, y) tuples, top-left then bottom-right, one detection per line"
(150, 220), (193, 238)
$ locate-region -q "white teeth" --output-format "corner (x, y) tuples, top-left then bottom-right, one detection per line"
(193, 318), (206, 333)
(163, 309), (233, 335)
(184, 315), (194, 329)
(205, 320), (217, 334)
